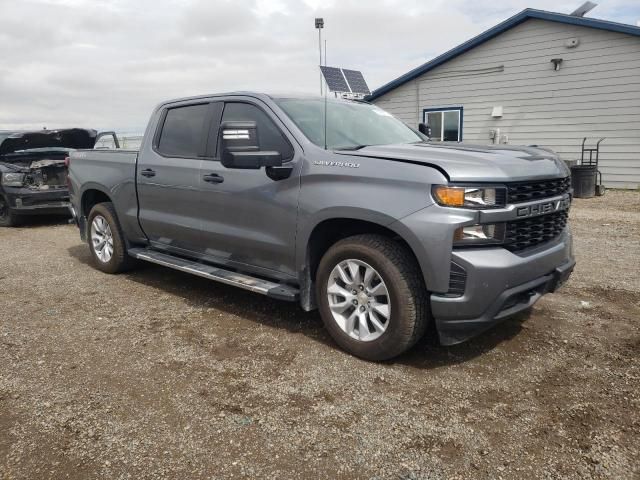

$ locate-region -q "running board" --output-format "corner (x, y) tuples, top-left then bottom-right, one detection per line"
(127, 248), (298, 302)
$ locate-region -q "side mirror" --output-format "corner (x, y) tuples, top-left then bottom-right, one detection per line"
(219, 121), (282, 169)
(418, 123), (432, 138)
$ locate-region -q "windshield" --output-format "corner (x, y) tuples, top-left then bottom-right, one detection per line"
(275, 98), (424, 150)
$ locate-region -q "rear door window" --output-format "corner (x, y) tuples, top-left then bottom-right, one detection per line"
(157, 103), (209, 157)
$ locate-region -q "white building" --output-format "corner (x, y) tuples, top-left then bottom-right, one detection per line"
(369, 9), (640, 189)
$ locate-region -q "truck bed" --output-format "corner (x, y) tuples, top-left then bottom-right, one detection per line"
(69, 149), (141, 240)
(70, 149), (138, 186)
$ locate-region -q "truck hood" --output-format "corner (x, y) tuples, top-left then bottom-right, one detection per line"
(336, 142), (570, 182)
(0, 128), (97, 156)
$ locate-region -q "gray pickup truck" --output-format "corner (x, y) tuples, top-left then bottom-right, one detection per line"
(68, 92), (574, 360)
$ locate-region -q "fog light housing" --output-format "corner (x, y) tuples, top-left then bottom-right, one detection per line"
(454, 223), (505, 245)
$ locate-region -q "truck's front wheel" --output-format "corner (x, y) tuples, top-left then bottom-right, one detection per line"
(316, 234), (430, 361)
(87, 202), (135, 274)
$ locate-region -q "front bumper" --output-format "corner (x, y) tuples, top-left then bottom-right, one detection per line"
(431, 230), (574, 345)
(4, 186), (71, 216)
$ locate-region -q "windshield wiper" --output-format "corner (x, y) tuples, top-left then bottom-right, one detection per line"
(335, 145), (370, 151)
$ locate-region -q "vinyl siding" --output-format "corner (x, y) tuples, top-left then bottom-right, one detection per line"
(374, 18), (640, 189)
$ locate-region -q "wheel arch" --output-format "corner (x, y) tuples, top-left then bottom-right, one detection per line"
(297, 210), (429, 311)
(76, 185), (115, 242)
(80, 186), (113, 217)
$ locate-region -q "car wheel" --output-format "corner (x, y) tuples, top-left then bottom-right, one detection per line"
(316, 234), (430, 361)
(0, 195), (20, 227)
(87, 202), (135, 274)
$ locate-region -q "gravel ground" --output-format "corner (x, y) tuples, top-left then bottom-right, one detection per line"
(1, 191), (639, 479)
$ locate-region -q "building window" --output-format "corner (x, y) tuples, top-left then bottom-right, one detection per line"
(423, 107), (463, 142)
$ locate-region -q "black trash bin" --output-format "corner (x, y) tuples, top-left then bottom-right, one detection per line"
(564, 159), (578, 169)
(571, 165), (597, 198)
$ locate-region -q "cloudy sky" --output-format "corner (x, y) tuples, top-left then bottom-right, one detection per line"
(1, 0), (638, 132)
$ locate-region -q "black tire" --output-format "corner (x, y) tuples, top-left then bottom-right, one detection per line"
(0, 195), (20, 227)
(316, 234), (430, 361)
(87, 202), (136, 274)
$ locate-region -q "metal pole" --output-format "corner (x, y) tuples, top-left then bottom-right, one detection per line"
(318, 28), (323, 95)
(324, 84), (328, 150)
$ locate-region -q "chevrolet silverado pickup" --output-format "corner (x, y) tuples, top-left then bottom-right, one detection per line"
(68, 93), (575, 360)
(0, 128), (118, 226)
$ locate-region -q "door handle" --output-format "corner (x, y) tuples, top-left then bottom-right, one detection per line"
(203, 173), (224, 184)
(140, 168), (156, 178)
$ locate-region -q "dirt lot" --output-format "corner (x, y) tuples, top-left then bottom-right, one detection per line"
(1, 191), (639, 479)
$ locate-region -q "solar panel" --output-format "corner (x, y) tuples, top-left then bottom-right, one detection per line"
(342, 69), (371, 95)
(320, 66), (350, 93)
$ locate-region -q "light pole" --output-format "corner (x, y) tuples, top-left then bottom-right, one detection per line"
(315, 17), (324, 95)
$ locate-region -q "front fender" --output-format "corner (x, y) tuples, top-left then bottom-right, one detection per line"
(295, 152), (449, 294)
(295, 206), (399, 273)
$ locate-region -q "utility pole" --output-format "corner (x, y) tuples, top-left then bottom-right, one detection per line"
(324, 39), (327, 66)
(315, 18), (324, 95)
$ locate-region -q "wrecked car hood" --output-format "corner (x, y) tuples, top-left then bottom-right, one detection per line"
(336, 142), (570, 182)
(0, 148), (73, 169)
(0, 128), (97, 156)
(29, 158), (66, 169)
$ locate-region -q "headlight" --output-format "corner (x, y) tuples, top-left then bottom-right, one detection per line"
(432, 185), (506, 209)
(454, 223), (505, 245)
(1, 173), (25, 187)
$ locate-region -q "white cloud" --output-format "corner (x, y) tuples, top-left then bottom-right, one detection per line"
(0, 0), (638, 131)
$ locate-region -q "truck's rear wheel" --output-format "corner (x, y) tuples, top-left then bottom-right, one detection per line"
(316, 234), (430, 361)
(87, 202), (135, 274)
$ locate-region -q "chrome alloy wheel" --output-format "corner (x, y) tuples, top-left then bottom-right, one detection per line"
(327, 259), (391, 342)
(91, 215), (114, 263)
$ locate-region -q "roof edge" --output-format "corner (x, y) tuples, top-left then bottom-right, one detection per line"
(367, 8), (640, 101)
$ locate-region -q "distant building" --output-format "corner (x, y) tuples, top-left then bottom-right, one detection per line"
(368, 9), (640, 188)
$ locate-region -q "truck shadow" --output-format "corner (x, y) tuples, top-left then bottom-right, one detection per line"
(16, 215), (71, 228)
(399, 311), (529, 369)
(67, 244), (528, 368)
